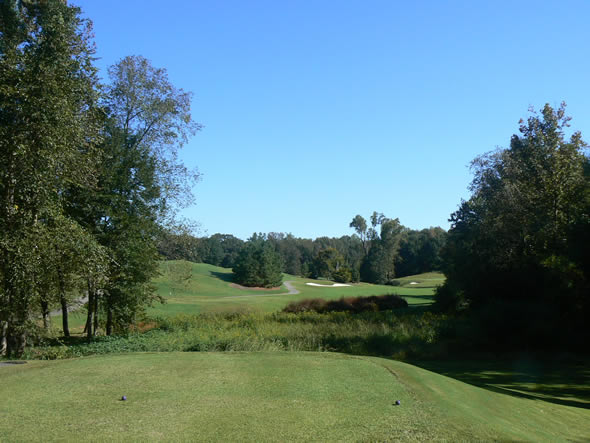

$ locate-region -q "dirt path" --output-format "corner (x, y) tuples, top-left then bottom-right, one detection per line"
(224, 281), (300, 299)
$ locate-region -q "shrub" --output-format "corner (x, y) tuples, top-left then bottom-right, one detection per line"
(282, 294), (408, 314)
(332, 267), (352, 283)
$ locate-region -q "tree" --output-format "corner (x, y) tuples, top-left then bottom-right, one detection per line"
(349, 215), (369, 256)
(351, 213), (404, 284)
(397, 227), (447, 277)
(232, 234), (283, 288)
(438, 103), (589, 346)
(202, 234), (244, 268)
(313, 247), (346, 280)
(70, 55), (201, 336)
(0, 0), (103, 355)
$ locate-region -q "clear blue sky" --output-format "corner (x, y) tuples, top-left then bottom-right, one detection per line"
(74, 0), (590, 240)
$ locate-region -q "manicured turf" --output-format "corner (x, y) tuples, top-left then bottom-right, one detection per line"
(149, 260), (441, 317)
(1, 352), (588, 441)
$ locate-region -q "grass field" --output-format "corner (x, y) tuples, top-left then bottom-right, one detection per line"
(1, 352), (588, 441)
(149, 260), (441, 317)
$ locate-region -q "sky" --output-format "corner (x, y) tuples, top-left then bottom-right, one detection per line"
(74, 0), (590, 240)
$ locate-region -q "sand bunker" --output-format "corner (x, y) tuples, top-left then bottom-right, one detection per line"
(409, 282), (419, 285)
(305, 283), (351, 287)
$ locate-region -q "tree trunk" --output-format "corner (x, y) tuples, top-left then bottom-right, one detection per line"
(106, 306), (113, 336)
(85, 279), (94, 342)
(60, 296), (70, 338)
(6, 316), (27, 358)
(93, 291), (99, 335)
(40, 298), (50, 330)
(0, 321), (7, 356)
(57, 265), (70, 337)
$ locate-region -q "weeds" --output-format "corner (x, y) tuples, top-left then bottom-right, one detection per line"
(24, 309), (449, 360)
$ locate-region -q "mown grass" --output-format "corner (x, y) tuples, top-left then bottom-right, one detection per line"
(1, 352), (589, 442)
(149, 260), (441, 317)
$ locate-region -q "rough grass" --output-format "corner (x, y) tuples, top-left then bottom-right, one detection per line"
(28, 310), (445, 360)
(1, 352), (588, 442)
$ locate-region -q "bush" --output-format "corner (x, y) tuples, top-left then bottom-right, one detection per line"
(332, 267), (352, 283)
(283, 294), (408, 314)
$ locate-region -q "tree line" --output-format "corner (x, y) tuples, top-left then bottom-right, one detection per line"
(158, 221), (447, 286)
(0, 1), (198, 356)
(437, 103), (589, 349)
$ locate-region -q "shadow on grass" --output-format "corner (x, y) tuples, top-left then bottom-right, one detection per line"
(210, 271), (234, 283)
(414, 358), (590, 410)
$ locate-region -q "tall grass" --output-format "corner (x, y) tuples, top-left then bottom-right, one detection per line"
(24, 310), (448, 360)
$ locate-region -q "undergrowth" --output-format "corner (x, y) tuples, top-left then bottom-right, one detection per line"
(23, 310), (450, 361)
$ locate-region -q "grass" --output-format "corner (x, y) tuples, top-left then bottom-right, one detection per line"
(149, 260), (441, 317)
(31, 310), (446, 360)
(1, 352), (588, 441)
(50, 260), (442, 331)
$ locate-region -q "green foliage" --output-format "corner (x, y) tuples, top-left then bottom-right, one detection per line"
(24, 309), (444, 360)
(201, 233), (244, 268)
(397, 227), (447, 277)
(312, 247), (347, 280)
(232, 234), (283, 288)
(438, 103), (590, 348)
(0, 0), (103, 356)
(355, 214), (404, 284)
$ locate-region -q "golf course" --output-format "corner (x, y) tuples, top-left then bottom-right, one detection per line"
(3, 261), (589, 441)
(1, 352), (588, 441)
(2, 2), (590, 441)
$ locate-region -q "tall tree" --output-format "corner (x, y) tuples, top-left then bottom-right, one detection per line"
(0, 0), (102, 356)
(69, 56), (201, 336)
(438, 103), (589, 346)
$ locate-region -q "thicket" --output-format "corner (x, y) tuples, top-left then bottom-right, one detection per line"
(283, 294), (408, 314)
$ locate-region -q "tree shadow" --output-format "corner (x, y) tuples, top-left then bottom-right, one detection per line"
(414, 358), (590, 410)
(210, 271), (234, 283)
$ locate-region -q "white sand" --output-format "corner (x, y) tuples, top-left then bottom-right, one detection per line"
(409, 282), (419, 285)
(305, 282), (351, 287)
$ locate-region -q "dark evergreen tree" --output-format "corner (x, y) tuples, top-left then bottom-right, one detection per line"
(233, 234), (283, 288)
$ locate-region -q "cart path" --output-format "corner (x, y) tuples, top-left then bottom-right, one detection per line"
(224, 281), (300, 299)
